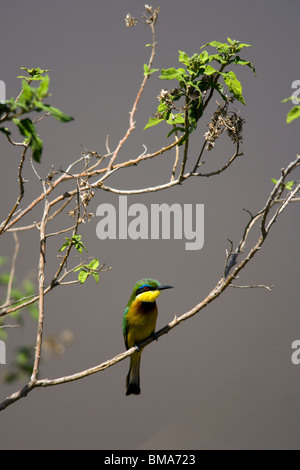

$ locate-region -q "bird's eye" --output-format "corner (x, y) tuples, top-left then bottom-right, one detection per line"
(135, 284), (153, 297)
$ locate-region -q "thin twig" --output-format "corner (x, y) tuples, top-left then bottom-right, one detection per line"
(230, 284), (274, 291)
(0, 145), (28, 234)
(107, 21), (157, 171)
(4, 233), (20, 306)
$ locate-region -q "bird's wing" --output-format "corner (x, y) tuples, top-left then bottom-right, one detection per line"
(122, 306), (130, 350)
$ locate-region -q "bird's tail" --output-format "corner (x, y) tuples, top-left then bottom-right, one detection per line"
(126, 352), (141, 396)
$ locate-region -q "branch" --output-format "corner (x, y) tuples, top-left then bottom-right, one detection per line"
(107, 16), (157, 171)
(4, 233), (20, 306)
(224, 154), (300, 278)
(195, 141), (244, 177)
(0, 144), (28, 234)
(1, 156), (299, 411)
(31, 182), (49, 382)
(229, 284), (274, 291)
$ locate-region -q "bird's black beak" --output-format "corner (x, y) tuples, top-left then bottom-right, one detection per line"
(158, 285), (174, 291)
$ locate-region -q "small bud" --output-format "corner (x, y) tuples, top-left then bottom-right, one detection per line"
(125, 13), (138, 27)
(156, 89), (169, 101)
(144, 4), (153, 13)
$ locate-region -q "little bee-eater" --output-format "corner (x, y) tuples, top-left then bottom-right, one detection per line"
(123, 278), (173, 396)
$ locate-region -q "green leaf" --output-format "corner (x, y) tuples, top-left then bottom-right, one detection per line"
(281, 96), (300, 103)
(211, 82), (227, 100)
(78, 270), (89, 284)
(166, 126), (185, 138)
(59, 235), (88, 253)
(35, 103), (74, 122)
(18, 80), (33, 109)
(238, 43), (252, 49)
(208, 53), (227, 65)
(203, 40), (222, 49)
(204, 65), (218, 75)
(71, 235), (88, 253)
(36, 75), (50, 99)
(144, 116), (164, 130)
(157, 101), (168, 113)
(59, 240), (70, 252)
(232, 56), (256, 75)
(19, 67), (50, 81)
(12, 117), (43, 162)
(73, 265), (83, 272)
(166, 113), (185, 125)
(285, 181), (295, 190)
(159, 67), (186, 81)
(222, 71), (246, 105)
(178, 50), (190, 66)
(199, 51), (209, 63)
(286, 105), (300, 123)
(204, 41), (230, 54)
(143, 64), (159, 76)
(86, 259), (100, 270)
(74, 259), (100, 284)
(271, 178), (294, 190)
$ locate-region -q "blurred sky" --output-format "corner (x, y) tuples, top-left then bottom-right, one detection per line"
(0, 0), (299, 450)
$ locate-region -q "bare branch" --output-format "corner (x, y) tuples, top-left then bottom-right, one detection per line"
(4, 233), (20, 306)
(230, 284), (274, 291)
(107, 18), (157, 171)
(31, 184), (49, 382)
(0, 145), (28, 234)
(0, 324), (20, 329)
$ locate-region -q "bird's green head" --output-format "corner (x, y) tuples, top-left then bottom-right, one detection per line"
(128, 278), (173, 305)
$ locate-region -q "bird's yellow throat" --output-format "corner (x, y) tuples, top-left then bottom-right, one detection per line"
(136, 290), (161, 303)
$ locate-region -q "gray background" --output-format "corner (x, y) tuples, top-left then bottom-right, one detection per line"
(0, 0), (299, 450)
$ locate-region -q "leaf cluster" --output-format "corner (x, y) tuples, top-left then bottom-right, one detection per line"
(59, 236), (101, 284)
(0, 67), (73, 162)
(145, 38), (255, 141)
(59, 234), (88, 254)
(74, 259), (101, 284)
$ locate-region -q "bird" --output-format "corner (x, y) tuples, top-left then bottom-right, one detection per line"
(123, 278), (173, 396)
